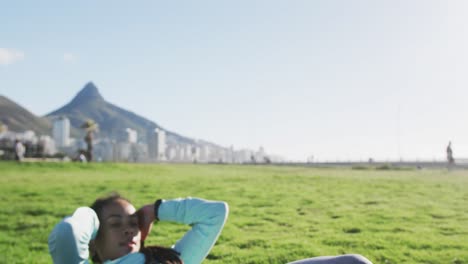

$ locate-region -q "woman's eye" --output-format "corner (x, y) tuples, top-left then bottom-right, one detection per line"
(110, 222), (121, 228)
(130, 221), (138, 227)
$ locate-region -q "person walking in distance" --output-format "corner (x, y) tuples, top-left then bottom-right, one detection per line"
(447, 141), (454, 165)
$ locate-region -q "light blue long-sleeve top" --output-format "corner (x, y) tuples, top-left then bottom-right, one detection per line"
(48, 197), (229, 264)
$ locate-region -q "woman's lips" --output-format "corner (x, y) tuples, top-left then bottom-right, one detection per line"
(120, 241), (137, 248)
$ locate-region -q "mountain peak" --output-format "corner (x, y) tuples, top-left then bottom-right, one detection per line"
(72, 82), (104, 103)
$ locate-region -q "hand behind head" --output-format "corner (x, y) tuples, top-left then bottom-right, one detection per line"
(137, 204), (155, 242)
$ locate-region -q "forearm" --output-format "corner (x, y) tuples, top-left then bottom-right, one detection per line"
(157, 197), (229, 264)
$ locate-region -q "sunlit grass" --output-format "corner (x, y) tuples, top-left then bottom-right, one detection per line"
(0, 162), (467, 263)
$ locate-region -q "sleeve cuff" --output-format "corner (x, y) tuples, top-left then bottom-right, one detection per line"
(154, 199), (163, 221)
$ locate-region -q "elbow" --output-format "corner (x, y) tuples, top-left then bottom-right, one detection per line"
(49, 221), (73, 251)
(200, 200), (229, 226)
(48, 221), (78, 263)
(213, 201), (229, 225)
(219, 201), (229, 220)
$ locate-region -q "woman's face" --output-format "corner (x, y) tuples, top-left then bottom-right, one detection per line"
(94, 198), (142, 261)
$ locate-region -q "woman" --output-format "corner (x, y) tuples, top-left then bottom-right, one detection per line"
(48, 193), (229, 264)
(49, 193), (372, 264)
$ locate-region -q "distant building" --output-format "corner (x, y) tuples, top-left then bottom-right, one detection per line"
(229, 145), (235, 163)
(52, 116), (70, 147)
(174, 144), (184, 161)
(114, 140), (148, 162)
(192, 145), (200, 162)
(255, 146), (266, 163)
(154, 128), (166, 161)
(126, 128), (138, 143)
(185, 144), (192, 162)
(39, 135), (56, 155)
(199, 145), (211, 162)
(93, 139), (115, 162)
(115, 142), (131, 161)
(236, 149), (252, 163)
(165, 145), (177, 161)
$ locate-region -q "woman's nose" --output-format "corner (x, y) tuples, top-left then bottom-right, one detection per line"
(124, 225), (137, 236)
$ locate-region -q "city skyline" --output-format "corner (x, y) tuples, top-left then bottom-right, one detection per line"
(1, 1), (468, 161)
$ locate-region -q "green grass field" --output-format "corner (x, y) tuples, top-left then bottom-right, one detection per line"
(0, 162), (467, 264)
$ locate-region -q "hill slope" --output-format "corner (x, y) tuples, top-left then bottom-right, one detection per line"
(0, 95), (52, 135)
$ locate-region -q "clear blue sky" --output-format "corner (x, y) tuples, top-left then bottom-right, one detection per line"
(1, 0), (467, 161)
